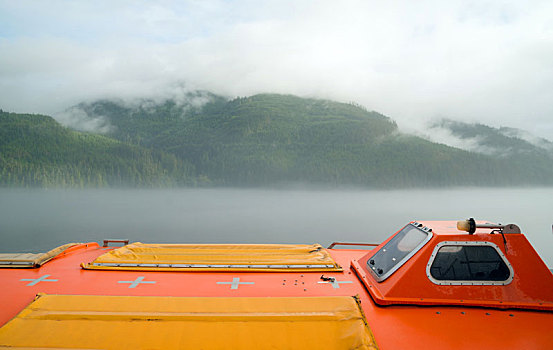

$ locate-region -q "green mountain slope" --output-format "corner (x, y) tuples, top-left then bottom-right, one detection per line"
(74, 91), (227, 146)
(427, 119), (553, 185)
(0, 111), (194, 187)
(431, 119), (553, 156)
(71, 94), (553, 187)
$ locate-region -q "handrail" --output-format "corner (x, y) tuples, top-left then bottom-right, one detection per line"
(327, 242), (379, 249)
(102, 239), (129, 247)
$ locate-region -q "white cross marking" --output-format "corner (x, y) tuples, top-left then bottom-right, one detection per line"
(20, 274), (58, 286)
(317, 280), (353, 289)
(216, 277), (254, 290)
(117, 276), (156, 288)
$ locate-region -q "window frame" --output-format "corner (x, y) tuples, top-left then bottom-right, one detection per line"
(426, 241), (514, 286)
(367, 222), (433, 282)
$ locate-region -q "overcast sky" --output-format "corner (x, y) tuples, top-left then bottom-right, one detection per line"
(1, 0), (552, 137)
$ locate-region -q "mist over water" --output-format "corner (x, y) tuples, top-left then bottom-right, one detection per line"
(0, 188), (552, 267)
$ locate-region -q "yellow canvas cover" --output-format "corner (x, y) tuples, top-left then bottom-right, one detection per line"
(0, 243), (79, 268)
(82, 242), (342, 271)
(0, 294), (378, 350)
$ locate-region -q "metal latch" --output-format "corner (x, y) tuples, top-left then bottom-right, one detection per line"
(102, 239), (129, 247)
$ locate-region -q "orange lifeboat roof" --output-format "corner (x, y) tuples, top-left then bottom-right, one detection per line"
(352, 220), (553, 311)
(1, 219), (553, 349)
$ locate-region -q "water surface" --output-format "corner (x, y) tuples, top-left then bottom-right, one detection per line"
(1, 187), (552, 267)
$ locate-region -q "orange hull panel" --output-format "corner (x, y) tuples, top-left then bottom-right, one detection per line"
(1, 242), (552, 349)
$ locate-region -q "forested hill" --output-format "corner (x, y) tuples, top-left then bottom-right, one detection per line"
(431, 119), (553, 156)
(0, 111), (194, 187)
(2, 93), (553, 188)
(69, 94), (553, 187)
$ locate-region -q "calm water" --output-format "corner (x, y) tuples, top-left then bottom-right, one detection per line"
(0, 188), (552, 267)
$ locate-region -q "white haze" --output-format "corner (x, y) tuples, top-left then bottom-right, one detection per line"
(56, 107), (114, 134)
(498, 127), (553, 151)
(1, 1), (553, 138)
(56, 86), (218, 133)
(421, 125), (496, 154)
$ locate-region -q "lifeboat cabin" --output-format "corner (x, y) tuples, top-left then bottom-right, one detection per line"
(0, 218), (552, 349)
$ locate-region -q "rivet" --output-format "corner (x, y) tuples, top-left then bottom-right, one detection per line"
(486, 313), (491, 315)
(509, 314), (514, 317)
(461, 312), (465, 315)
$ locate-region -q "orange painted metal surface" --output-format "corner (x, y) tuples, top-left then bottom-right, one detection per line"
(354, 222), (553, 311)
(1, 220), (552, 349)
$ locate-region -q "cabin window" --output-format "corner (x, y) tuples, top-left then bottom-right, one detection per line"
(367, 222), (432, 282)
(427, 241), (513, 285)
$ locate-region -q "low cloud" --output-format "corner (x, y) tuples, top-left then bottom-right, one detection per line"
(56, 107), (115, 134)
(422, 124), (497, 155)
(1, 1), (553, 138)
(422, 118), (553, 157)
(54, 86), (221, 133)
(499, 127), (553, 151)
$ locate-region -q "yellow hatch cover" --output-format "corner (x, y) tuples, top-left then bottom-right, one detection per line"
(82, 242), (342, 272)
(0, 294), (378, 350)
(0, 243), (79, 268)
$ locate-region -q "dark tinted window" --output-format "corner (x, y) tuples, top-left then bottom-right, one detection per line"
(430, 245), (510, 281)
(367, 224), (429, 280)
